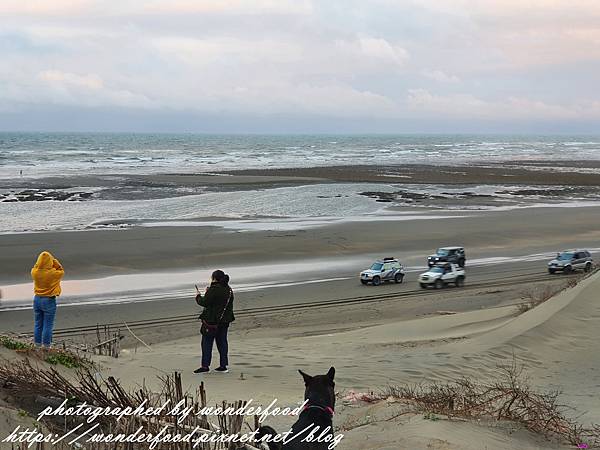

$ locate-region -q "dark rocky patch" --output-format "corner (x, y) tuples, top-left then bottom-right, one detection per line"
(440, 192), (494, 198)
(1, 189), (94, 202)
(495, 187), (593, 197)
(360, 190), (446, 203)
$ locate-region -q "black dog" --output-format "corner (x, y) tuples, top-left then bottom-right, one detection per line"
(256, 367), (338, 450)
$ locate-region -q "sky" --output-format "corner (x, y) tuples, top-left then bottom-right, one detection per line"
(1, 0), (600, 133)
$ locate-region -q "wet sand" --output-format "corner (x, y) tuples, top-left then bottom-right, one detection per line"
(4, 161), (600, 204)
(223, 162), (600, 186)
(2, 205), (600, 284)
(2, 205), (600, 335)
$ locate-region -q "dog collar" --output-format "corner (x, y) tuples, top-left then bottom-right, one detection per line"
(303, 404), (334, 416)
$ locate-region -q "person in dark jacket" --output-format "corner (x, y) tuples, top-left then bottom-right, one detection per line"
(194, 270), (234, 373)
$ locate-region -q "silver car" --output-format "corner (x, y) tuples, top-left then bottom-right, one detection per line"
(548, 250), (593, 274)
(360, 257), (405, 286)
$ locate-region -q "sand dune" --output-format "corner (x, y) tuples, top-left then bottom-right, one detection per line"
(90, 272), (600, 448)
(3, 255), (596, 448)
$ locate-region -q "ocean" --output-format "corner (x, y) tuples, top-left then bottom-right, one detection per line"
(2, 133), (600, 233)
(2, 133), (600, 179)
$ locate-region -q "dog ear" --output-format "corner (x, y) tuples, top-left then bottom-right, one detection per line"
(298, 370), (313, 385)
(327, 367), (335, 381)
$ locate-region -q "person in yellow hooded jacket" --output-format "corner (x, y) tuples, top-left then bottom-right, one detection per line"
(31, 251), (64, 347)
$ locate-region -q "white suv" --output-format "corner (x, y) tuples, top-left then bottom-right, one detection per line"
(419, 263), (465, 289)
(360, 257), (405, 286)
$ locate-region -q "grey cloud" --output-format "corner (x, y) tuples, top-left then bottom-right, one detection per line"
(1, 0), (599, 132)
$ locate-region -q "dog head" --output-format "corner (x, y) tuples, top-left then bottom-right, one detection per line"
(298, 367), (336, 410)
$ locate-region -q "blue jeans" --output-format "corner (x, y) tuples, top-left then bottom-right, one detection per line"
(33, 295), (57, 347)
(201, 324), (229, 368)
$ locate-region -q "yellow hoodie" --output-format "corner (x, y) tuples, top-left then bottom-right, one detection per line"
(31, 251), (64, 297)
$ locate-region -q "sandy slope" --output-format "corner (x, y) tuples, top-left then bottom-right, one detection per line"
(340, 272), (600, 448)
(340, 408), (569, 450)
(89, 272), (600, 448)
(2, 271), (597, 448)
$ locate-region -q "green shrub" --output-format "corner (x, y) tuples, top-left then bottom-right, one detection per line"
(0, 335), (34, 351)
(1, 334), (89, 369)
(45, 351), (85, 369)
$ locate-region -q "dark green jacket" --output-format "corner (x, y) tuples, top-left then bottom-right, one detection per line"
(196, 282), (235, 325)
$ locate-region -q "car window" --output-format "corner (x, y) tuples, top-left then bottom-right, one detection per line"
(436, 249), (449, 256)
(383, 263), (393, 270)
(431, 267), (444, 273)
(586, 251), (591, 257)
(371, 263), (383, 270)
(558, 252), (574, 261)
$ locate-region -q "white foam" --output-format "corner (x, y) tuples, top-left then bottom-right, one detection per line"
(136, 213), (471, 232)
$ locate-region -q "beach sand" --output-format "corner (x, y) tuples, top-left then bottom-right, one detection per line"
(85, 271), (599, 449)
(69, 270), (596, 449)
(2, 166), (600, 448)
(3, 205), (600, 283)
(3, 204), (600, 334)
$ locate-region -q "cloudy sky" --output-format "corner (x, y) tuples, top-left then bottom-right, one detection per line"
(1, 0), (600, 133)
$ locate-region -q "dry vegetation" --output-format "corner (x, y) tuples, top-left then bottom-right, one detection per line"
(0, 359), (263, 450)
(2, 355), (598, 449)
(518, 273), (586, 313)
(371, 360), (600, 448)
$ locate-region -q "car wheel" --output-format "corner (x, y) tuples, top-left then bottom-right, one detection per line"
(420, 283), (428, 289)
(563, 265), (572, 274)
(372, 276), (381, 286)
(585, 262), (592, 273)
(455, 276), (465, 287)
(548, 269), (555, 275)
(434, 279), (444, 289)
(458, 258), (465, 268)
(360, 280), (368, 285)
(394, 273), (404, 284)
